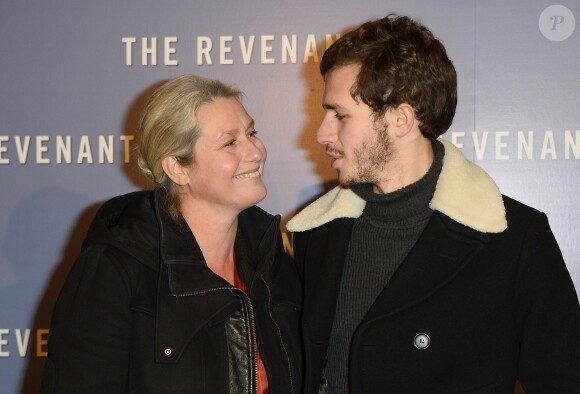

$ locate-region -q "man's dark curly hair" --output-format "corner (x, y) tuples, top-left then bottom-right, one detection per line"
(320, 14), (457, 139)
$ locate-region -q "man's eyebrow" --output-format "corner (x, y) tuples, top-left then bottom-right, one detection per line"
(322, 103), (345, 111)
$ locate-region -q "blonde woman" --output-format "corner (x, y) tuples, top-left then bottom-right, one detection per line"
(42, 74), (302, 394)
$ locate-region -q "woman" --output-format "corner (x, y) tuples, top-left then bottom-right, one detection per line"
(41, 74), (302, 393)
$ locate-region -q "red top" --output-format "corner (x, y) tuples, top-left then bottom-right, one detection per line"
(233, 257), (269, 394)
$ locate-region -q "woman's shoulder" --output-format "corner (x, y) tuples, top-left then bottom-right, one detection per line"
(81, 190), (160, 268)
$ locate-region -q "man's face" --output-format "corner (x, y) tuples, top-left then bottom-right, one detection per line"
(317, 64), (394, 188)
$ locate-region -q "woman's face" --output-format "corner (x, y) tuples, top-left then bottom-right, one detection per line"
(180, 97), (267, 213)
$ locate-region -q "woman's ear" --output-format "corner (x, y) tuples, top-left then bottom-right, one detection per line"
(161, 156), (190, 186)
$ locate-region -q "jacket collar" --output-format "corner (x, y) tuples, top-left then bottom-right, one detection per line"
(153, 187), (281, 294)
(287, 138), (507, 234)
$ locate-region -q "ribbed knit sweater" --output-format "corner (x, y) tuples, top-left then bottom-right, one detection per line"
(324, 140), (444, 393)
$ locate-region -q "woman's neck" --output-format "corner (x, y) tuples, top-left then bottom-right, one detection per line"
(181, 200), (239, 285)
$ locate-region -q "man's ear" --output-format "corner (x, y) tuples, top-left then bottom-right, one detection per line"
(388, 103), (417, 138)
(161, 156), (190, 186)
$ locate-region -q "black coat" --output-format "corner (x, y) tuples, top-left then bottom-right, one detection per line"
(41, 188), (302, 394)
(288, 140), (580, 394)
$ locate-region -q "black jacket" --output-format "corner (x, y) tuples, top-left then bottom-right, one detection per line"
(287, 139), (580, 394)
(41, 188), (302, 393)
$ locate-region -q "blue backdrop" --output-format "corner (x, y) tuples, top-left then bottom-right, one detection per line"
(1, 1), (578, 392)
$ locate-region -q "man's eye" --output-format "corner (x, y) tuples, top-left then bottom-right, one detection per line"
(334, 113), (346, 120)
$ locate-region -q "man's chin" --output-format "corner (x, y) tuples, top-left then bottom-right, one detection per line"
(339, 177), (359, 189)
(339, 173), (376, 189)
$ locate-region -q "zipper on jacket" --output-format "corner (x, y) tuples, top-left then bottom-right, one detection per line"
(174, 287), (259, 394)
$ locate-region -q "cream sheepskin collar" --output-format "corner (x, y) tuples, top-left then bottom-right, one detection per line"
(286, 139), (507, 234)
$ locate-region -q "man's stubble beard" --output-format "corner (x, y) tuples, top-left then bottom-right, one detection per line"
(340, 119), (394, 188)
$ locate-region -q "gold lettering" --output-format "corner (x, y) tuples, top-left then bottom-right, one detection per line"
(36, 329), (49, 357)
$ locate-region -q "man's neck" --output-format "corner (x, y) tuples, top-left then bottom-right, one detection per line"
(373, 137), (434, 194)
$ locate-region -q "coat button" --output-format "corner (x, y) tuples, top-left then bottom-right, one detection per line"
(414, 333), (430, 350)
(164, 348), (172, 356)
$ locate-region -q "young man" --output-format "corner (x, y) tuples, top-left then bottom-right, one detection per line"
(287, 14), (580, 393)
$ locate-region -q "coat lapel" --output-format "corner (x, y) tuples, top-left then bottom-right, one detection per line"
(362, 212), (491, 322)
(300, 218), (355, 345)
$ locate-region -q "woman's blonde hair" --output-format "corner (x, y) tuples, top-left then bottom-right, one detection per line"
(137, 74), (243, 219)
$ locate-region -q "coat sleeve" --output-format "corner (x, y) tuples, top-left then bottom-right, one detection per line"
(41, 246), (133, 393)
(515, 212), (580, 392)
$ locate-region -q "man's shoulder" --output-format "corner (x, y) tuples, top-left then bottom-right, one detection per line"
(501, 194), (548, 229)
(286, 186), (365, 233)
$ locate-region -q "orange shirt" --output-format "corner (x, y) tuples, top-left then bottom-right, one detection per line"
(233, 257), (269, 394)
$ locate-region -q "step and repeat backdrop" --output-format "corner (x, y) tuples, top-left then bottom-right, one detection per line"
(1, 1), (578, 392)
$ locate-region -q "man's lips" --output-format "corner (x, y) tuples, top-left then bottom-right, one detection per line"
(325, 148), (343, 159)
(325, 148), (343, 167)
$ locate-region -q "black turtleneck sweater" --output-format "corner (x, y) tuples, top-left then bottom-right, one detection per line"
(324, 140), (444, 394)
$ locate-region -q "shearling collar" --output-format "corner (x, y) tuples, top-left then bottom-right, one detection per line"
(286, 138), (507, 234)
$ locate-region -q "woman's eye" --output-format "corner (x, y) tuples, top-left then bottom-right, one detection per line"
(224, 139), (236, 147)
(248, 130), (259, 138)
